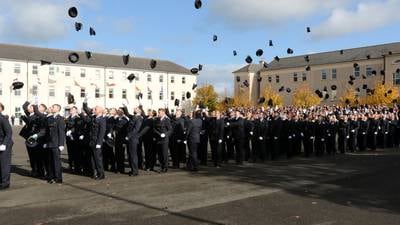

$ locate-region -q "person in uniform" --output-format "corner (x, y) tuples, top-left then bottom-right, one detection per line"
(0, 103), (13, 190)
(209, 111), (225, 167)
(338, 115), (349, 154)
(358, 114), (369, 151)
(43, 104), (65, 184)
(83, 102), (106, 180)
(153, 108), (172, 173)
(103, 108), (117, 172)
(186, 110), (202, 171)
(171, 109), (186, 169)
(139, 110), (156, 171)
(230, 110), (245, 164)
(114, 108), (129, 174)
(198, 111), (209, 165)
(326, 115), (338, 155)
(123, 106), (143, 176)
(348, 114), (359, 152)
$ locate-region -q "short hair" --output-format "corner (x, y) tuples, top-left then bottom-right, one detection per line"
(40, 104), (47, 110)
(0, 103), (4, 111)
(53, 104), (61, 111)
(158, 108), (166, 113)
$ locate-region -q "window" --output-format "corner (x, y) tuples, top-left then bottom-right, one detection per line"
(95, 88), (100, 98)
(159, 75), (164, 83)
(109, 88), (114, 99)
(366, 66), (373, 76)
(64, 86), (71, 97)
(147, 90), (152, 100)
(321, 70), (328, 80)
(49, 86), (55, 97)
(159, 90), (163, 100)
(171, 75), (175, 83)
(135, 74), (139, 81)
(96, 70), (101, 80)
(0, 83), (2, 95)
(32, 85), (38, 96)
(122, 89), (127, 99)
(302, 73), (307, 81)
(181, 91), (186, 101)
(80, 88), (86, 98)
(354, 66), (360, 77)
(331, 90), (337, 101)
(268, 76), (272, 83)
(109, 71), (114, 79)
(394, 70), (400, 85)
(170, 91), (175, 100)
(147, 74), (152, 82)
(275, 75), (280, 83)
(332, 69), (337, 80)
(182, 77), (186, 84)
(14, 89), (21, 96)
(65, 67), (71, 77)
(80, 69), (86, 78)
(14, 64), (21, 74)
(15, 107), (22, 118)
(0, 62), (2, 73)
(32, 65), (38, 75)
(49, 66), (55, 76)
(293, 73), (298, 82)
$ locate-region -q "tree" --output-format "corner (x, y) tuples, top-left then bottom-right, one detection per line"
(361, 83), (399, 106)
(262, 85), (283, 106)
(292, 85), (321, 107)
(232, 87), (252, 108)
(339, 88), (358, 106)
(192, 85), (218, 111)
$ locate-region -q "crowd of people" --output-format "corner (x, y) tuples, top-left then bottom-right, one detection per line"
(1, 99), (400, 190)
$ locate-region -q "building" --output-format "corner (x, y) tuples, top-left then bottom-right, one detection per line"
(0, 43), (197, 122)
(233, 42), (400, 105)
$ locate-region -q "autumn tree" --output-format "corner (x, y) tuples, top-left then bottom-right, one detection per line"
(361, 83), (399, 106)
(292, 85), (321, 107)
(262, 85), (283, 106)
(339, 88), (358, 106)
(192, 85), (218, 111)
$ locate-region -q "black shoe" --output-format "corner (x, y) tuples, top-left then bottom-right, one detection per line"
(96, 174), (105, 180)
(55, 180), (63, 184)
(161, 168), (168, 173)
(48, 179), (56, 184)
(129, 172), (138, 176)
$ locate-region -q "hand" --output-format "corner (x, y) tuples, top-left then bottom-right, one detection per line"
(300, 132), (304, 137)
(259, 137), (263, 140)
(183, 140), (187, 145)
(125, 137), (129, 141)
(385, 132), (388, 134)
(374, 132), (378, 135)
(288, 136), (292, 139)
(177, 139), (182, 143)
(66, 130), (72, 137)
(58, 146), (64, 151)
(346, 136), (350, 139)
(227, 136), (230, 139)
(160, 133), (166, 138)
(274, 136), (278, 140)
(249, 131), (253, 135)
(43, 144), (47, 148)
(351, 130), (355, 133)
(107, 133), (112, 138)
(96, 145), (101, 149)
(226, 122), (230, 126)
(327, 133), (331, 137)
(362, 132), (366, 135)
(218, 139), (222, 144)
(321, 138), (325, 142)
(0, 145), (6, 151)
(33, 96), (39, 105)
(310, 136), (314, 140)
(79, 135), (84, 140)
(30, 134), (38, 140)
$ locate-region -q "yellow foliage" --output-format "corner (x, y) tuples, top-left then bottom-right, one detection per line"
(232, 89), (252, 107)
(192, 85), (218, 111)
(360, 83), (399, 106)
(262, 85), (283, 106)
(339, 88), (358, 106)
(292, 85), (321, 107)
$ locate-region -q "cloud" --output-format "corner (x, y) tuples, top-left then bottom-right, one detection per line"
(113, 18), (135, 34)
(0, 0), (69, 43)
(198, 64), (243, 96)
(208, 0), (351, 28)
(143, 47), (162, 57)
(313, 0), (400, 39)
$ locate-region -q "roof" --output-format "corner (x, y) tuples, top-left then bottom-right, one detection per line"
(233, 63), (264, 73)
(262, 42), (400, 71)
(0, 43), (192, 75)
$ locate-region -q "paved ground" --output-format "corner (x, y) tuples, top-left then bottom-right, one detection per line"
(1, 127), (400, 225)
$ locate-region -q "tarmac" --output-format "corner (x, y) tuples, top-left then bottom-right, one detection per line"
(1, 127), (400, 225)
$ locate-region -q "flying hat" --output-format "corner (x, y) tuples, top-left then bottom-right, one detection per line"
(279, 86), (284, 92)
(194, 0), (202, 9)
(287, 48), (294, 54)
(256, 49), (264, 57)
(353, 63), (359, 68)
(274, 56), (280, 61)
(233, 50), (237, 56)
(186, 92), (192, 99)
(192, 84), (198, 90)
(174, 99), (180, 106)
(67, 93), (75, 104)
(40, 60), (51, 66)
(269, 40), (273, 47)
(257, 77), (262, 82)
(75, 22), (82, 32)
(306, 27), (311, 33)
(127, 74), (136, 82)
(198, 64), (203, 71)
(68, 7), (78, 18)
(331, 85), (337, 90)
(85, 51), (92, 59)
(236, 76), (240, 82)
(12, 81), (24, 90)
(245, 55), (253, 64)
(122, 54), (129, 65)
(150, 59), (157, 69)
(306, 66), (311, 71)
(68, 52), (79, 64)
(191, 68), (199, 74)
(213, 35), (218, 42)
(89, 27), (96, 36)
(267, 99), (273, 106)
(259, 97), (266, 104)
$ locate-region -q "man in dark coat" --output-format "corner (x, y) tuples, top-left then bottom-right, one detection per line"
(186, 111), (202, 171)
(123, 106), (143, 176)
(0, 103), (13, 190)
(171, 110), (186, 168)
(230, 110), (245, 164)
(209, 111), (225, 167)
(153, 108), (172, 173)
(139, 110), (155, 171)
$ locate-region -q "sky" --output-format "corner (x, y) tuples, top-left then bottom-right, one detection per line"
(0, 0), (400, 95)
